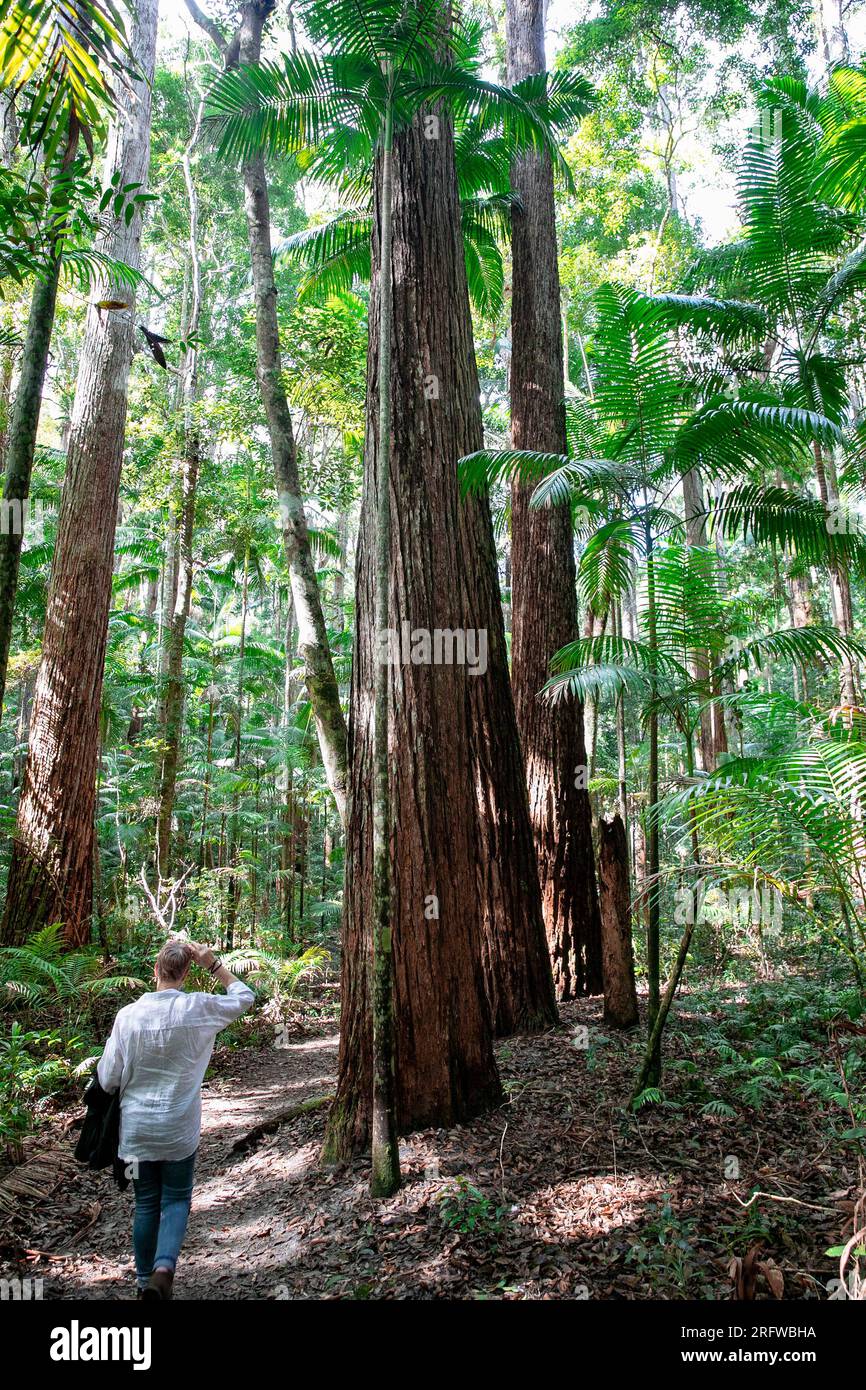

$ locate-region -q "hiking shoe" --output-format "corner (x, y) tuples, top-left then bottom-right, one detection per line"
(142, 1267), (174, 1301)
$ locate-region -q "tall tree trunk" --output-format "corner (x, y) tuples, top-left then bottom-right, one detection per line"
(226, 540), (249, 949)
(458, 485), (558, 1033)
(0, 250), (63, 719)
(155, 430), (200, 870)
(156, 94), (206, 871)
(0, 323), (14, 468)
(0, 0), (159, 946)
(369, 75), (400, 1198)
(323, 108), (502, 1162)
(644, 512), (662, 1083)
(505, 0), (602, 1000)
(814, 442), (860, 707)
(187, 0), (349, 824)
(682, 465), (715, 772)
(0, 98), (75, 669)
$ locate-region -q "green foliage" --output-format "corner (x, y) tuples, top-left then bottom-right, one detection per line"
(0, 0), (131, 146)
(437, 1177), (508, 1239)
(625, 1195), (708, 1295)
(222, 944), (329, 1003)
(0, 925), (144, 1007)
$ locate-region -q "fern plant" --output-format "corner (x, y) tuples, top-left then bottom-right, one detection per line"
(0, 924), (143, 1008)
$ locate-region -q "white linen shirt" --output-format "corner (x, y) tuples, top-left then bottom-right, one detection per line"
(97, 982), (255, 1162)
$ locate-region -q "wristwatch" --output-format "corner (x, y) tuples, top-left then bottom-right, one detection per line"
(208, 955), (223, 975)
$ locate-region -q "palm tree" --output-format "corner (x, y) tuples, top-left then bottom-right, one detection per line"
(0, 0), (132, 146)
(273, 111), (520, 321)
(686, 75), (866, 707)
(461, 282), (866, 1090)
(667, 691), (866, 984)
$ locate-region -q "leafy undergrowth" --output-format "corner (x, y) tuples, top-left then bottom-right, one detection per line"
(1, 973), (861, 1301)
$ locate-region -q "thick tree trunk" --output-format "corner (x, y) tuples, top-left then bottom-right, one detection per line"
(221, 0), (348, 825)
(369, 80), (400, 1197)
(598, 814), (638, 1029)
(458, 484), (560, 1029)
(323, 110), (503, 1161)
(0, 0), (159, 946)
(505, 0), (602, 999)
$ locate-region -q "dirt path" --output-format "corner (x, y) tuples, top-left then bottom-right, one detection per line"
(5, 1033), (339, 1300)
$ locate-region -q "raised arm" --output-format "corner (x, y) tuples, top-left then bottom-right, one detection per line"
(187, 941), (255, 1024)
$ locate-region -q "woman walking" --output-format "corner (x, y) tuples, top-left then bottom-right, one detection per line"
(97, 939), (255, 1299)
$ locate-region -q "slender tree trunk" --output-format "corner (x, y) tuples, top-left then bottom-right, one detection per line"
(323, 108), (502, 1162)
(333, 510), (348, 632)
(0, 252), (62, 718)
(598, 814), (638, 1028)
(505, 0), (601, 1003)
(199, 687), (215, 870)
(682, 465), (715, 772)
(0, 0), (159, 946)
(156, 95), (206, 871)
(0, 90), (18, 167)
(814, 441), (859, 707)
(155, 428), (200, 870)
(0, 328), (14, 468)
(644, 509), (662, 1083)
(225, 542), (249, 949)
(631, 910), (697, 1104)
(615, 603), (629, 836)
(188, 0), (349, 823)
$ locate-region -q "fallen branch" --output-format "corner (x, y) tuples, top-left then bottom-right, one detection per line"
(228, 1094), (334, 1158)
(66, 1202), (103, 1247)
(727, 1187), (838, 1215)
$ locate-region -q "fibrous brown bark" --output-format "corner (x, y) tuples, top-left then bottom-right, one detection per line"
(459, 471), (558, 1030)
(369, 75), (400, 1196)
(323, 109), (503, 1160)
(1, 0), (160, 946)
(598, 814), (638, 1029)
(505, 0), (602, 999)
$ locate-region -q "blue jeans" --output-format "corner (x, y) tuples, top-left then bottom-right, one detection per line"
(131, 1151), (197, 1288)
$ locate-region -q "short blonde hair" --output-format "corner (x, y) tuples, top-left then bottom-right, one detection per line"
(156, 938), (192, 984)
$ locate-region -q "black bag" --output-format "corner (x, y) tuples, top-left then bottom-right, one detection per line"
(74, 1073), (130, 1191)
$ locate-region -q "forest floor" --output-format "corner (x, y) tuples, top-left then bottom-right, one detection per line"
(0, 985), (859, 1300)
